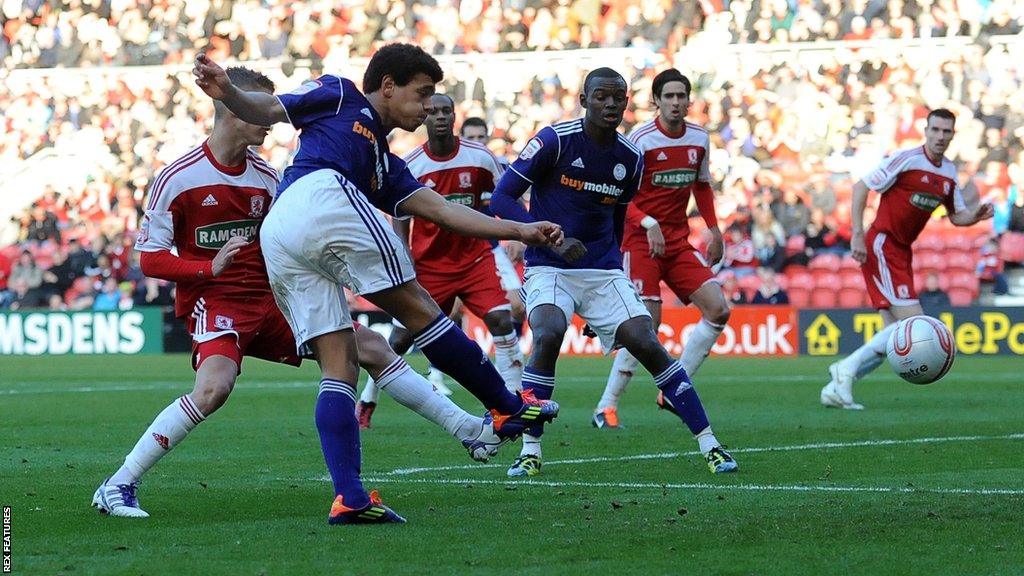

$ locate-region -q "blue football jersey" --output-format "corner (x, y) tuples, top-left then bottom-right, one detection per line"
(494, 119), (643, 270)
(276, 75), (424, 216)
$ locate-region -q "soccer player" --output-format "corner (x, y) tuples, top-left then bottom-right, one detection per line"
(356, 97), (525, 427)
(92, 67), (505, 521)
(593, 69), (731, 429)
(491, 67), (737, 477)
(193, 44), (562, 522)
(820, 108), (993, 410)
(461, 116), (528, 329)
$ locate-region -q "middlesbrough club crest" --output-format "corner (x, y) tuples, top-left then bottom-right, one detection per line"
(459, 172), (473, 188)
(250, 195), (265, 217)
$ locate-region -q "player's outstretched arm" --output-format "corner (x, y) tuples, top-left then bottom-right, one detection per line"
(949, 179), (995, 226)
(193, 53), (287, 126)
(400, 187), (563, 247)
(849, 180), (871, 262)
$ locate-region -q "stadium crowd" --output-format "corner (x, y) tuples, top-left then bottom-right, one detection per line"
(3, 0), (1024, 310)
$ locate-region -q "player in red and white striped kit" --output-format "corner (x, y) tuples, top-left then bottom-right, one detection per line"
(592, 69), (731, 428)
(821, 108), (993, 410)
(356, 94), (524, 423)
(92, 68), (503, 519)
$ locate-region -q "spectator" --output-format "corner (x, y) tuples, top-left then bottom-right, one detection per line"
(7, 278), (46, 310)
(39, 249), (79, 300)
(65, 239), (97, 278)
(919, 273), (952, 310)
(1008, 184), (1024, 233)
(772, 189), (811, 239)
(132, 277), (174, 307)
(23, 205), (62, 245)
(751, 267), (790, 305)
(754, 233), (786, 272)
(92, 277), (121, 311)
(723, 225), (759, 278)
(47, 293), (68, 311)
(9, 251), (43, 292)
(719, 273), (749, 305)
(978, 238), (1009, 296)
(0, 249), (11, 291)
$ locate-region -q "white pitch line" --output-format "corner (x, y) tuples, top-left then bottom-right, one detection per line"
(3, 371), (1020, 395)
(0, 380), (315, 395)
(384, 433), (1024, 476)
(359, 476), (1024, 497)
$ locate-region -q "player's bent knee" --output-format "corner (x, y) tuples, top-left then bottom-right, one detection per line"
(388, 328), (414, 356)
(483, 311), (514, 336)
(193, 359), (238, 414)
(709, 303), (731, 326)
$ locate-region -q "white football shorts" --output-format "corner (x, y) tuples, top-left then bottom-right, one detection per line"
(523, 266), (650, 354)
(261, 169), (416, 351)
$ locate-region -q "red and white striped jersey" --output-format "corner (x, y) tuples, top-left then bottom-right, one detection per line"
(403, 138), (505, 274)
(864, 145), (966, 247)
(625, 118), (711, 248)
(136, 141), (279, 318)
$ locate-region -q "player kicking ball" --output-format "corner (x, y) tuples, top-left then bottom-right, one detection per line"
(356, 96), (525, 426)
(593, 69), (731, 429)
(93, 68), (507, 521)
(821, 108), (993, 410)
(491, 68), (737, 477)
(194, 44), (563, 523)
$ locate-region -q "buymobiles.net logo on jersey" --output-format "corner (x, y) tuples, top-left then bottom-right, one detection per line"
(559, 174), (624, 202)
(194, 219), (260, 249)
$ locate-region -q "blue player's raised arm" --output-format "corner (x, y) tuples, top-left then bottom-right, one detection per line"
(491, 127), (559, 223)
(193, 53), (288, 126)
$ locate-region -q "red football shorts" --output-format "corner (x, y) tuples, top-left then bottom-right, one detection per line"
(417, 251), (511, 317)
(623, 243), (716, 303)
(187, 293), (302, 372)
(862, 228), (918, 309)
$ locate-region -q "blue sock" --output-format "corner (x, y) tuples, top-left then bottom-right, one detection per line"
(413, 314), (522, 414)
(653, 361), (710, 435)
(522, 367), (555, 437)
(316, 379), (368, 507)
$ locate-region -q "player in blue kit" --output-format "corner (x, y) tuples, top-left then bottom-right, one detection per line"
(193, 44), (562, 524)
(491, 68), (738, 478)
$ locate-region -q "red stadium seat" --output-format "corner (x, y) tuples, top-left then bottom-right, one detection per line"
(840, 255), (861, 270)
(948, 271), (979, 296)
(810, 288), (837, 308)
(917, 235), (945, 252)
(838, 288), (865, 308)
(807, 253), (841, 272)
(737, 275), (762, 299)
(810, 268), (836, 286)
(775, 274), (790, 290)
(913, 251), (946, 272)
(972, 235), (990, 249)
(948, 287), (974, 306)
(944, 235), (974, 253)
(786, 271), (815, 291)
(840, 269), (863, 289)
(999, 232), (1024, 264)
(944, 251), (977, 274)
(787, 287), (811, 308)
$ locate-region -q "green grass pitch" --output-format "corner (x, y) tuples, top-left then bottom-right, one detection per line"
(2, 354), (1022, 575)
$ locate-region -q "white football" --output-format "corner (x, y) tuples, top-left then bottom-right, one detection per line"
(886, 315), (955, 385)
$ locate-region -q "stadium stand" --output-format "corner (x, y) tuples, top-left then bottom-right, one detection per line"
(2, 1), (1023, 310)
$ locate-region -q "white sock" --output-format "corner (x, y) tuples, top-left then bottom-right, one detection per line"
(681, 318), (725, 377)
(598, 349), (639, 410)
(840, 323), (896, 377)
(521, 433), (542, 457)
(493, 331), (524, 392)
(359, 376), (380, 404)
(856, 353), (885, 381)
(109, 395), (205, 485)
(376, 357), (482, 440)
(695, 426), (720, 455)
